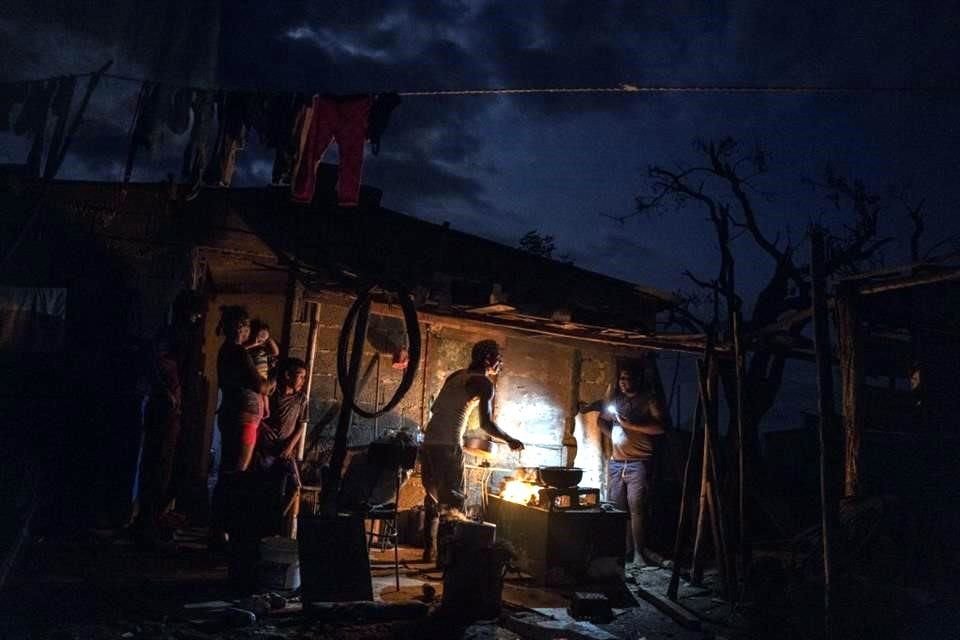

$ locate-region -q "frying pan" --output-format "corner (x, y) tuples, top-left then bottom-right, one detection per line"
(463, 436), (498, 460)
(514, 466), (584, 488)
(535, 466), (583, 488)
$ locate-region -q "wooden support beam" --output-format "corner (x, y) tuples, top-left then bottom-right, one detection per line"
(297, 301), (321, 460)
(703, 355), (735, 601)
(732, 309), (750, 597)
(836, 284), (863, 498)
(304, 289), (720, 356)
(633, 584), (702, 630)
(810, 227), (840, 639)
(288, 301), (321, 538)
(668, 367), (704, 601)
(690, 360), (711, 587)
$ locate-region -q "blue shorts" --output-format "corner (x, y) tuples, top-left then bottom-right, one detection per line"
(607, 458), (651, 515)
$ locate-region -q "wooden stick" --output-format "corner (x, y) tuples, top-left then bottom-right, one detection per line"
(634, 584), (702, 630)
(704, 482), (727, 597)
(668, 361), (705, 600)
(287, 302), (322, 538)
(811, 228), (840, 638)
(731, 309), (750, 598)
(836, 284), (862, 498)
(690, 355), (713, 586)
(703, 357), (733, 600)
(297, 302), (322, 461)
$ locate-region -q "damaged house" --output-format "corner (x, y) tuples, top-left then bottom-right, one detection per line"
(1, 166), (692, 574)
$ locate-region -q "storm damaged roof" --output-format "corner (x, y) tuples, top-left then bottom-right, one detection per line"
(3, 169), (677, 341)
(210, 166), (674, 334)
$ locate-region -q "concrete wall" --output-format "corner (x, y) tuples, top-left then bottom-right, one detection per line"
(575, 351), (618, 489)
(279, 300), (639, 509)
(199, 292), (661, 512)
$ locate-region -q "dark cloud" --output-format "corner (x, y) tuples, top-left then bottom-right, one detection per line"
(1, 1), (219, 83)
(734, 3), (960, 86)
(4, 0), (960, 295)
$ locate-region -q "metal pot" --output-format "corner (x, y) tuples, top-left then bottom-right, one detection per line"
(463, 436), (497, 460)
(536, 466), (583, 489)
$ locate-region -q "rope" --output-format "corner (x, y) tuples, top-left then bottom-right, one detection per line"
(3, 70), (959, 97)
(397, 83), (960, 96)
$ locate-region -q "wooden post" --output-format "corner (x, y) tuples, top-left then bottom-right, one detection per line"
(690, 355), (713, 586)
(280, 269), (300, 358)
(705, 486), (726, 596)
(835, 284), (862, 498)
(689, 346), (733, 595)
(731, 309), (750, 595)
(810, 227), (840, 638)
(690, 444), (709, 584)
(298, 302), (322, 460)
(703, 356), (733, 600)
(288, 302), (321, 538)
(668, 360), (704, 600)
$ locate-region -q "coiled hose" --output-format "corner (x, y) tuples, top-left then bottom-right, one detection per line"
(336, 285), (421, 418)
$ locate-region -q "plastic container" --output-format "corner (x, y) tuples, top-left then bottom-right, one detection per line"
(257, 536), (300, 591)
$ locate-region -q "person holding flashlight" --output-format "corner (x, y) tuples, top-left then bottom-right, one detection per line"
(599, 363), (667, 567)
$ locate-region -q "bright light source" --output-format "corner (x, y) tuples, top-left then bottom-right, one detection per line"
(501, 480), (541, 505)
(606, 404), (617, 414)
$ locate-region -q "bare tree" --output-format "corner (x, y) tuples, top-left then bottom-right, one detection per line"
(889, 182), (960, 262)
(625, 138), (893, 477)
(519, 229), (557, 259)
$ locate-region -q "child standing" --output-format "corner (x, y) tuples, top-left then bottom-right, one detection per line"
(245, 319), (280, 380)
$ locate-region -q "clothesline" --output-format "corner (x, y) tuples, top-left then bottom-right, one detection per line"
(3, 69), (960, 96)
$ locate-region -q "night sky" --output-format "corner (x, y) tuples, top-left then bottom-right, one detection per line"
(3, 1), (960, 304)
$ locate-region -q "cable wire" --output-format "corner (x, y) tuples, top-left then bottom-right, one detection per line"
(3, 69), (959, 97)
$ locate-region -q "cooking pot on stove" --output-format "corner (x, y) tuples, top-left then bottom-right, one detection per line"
(535, 466), (583, 489)
(463, 436), (497, 460)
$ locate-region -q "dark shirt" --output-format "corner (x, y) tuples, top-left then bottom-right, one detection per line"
(603, 391), (662, 460)
(217, 342), (262, 418)
(151, 352), (181, 410)
(258, 390), (309, 457)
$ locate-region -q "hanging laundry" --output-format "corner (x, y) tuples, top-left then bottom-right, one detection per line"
(43, 76), (77, 180)
(247, 91), (308, 185)
(278, 96), (313, 186)
(367, 93), (401, 156)
(14, 79), (57, 178)
(123, 81), (179, 181)
(291, 95), (372, 207)
(204, 91), (249, 187)
(146, 84), (176, 160)
(182, 89), (215, 200)
(167, 87), (194, 135)
(0, 81), (28, 132)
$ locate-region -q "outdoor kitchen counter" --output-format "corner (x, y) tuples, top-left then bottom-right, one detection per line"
(486, 495), (628, 587)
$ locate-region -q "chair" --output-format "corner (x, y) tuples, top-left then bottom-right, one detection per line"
(365, 467), (403, 591)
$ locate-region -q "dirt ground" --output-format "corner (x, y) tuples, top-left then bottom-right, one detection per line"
(0, 527), (740, 640)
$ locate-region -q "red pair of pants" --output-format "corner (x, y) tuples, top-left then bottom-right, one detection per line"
(291, 95), (372, 206)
